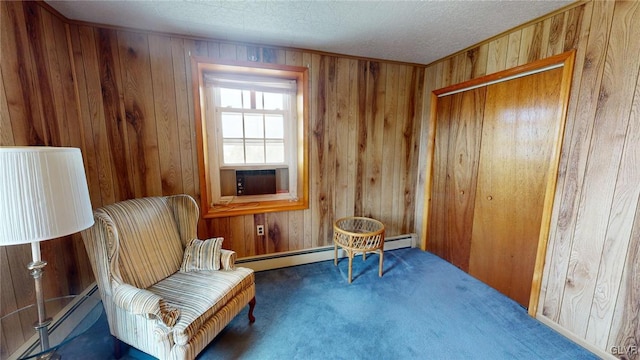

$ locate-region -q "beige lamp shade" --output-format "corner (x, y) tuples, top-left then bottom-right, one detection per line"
(0, 147), (94, 245)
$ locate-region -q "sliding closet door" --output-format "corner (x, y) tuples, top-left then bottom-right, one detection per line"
(428, 89), (485, 271)
(468, 66), (564, 308)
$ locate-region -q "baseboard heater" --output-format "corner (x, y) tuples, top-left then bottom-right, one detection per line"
(237, 233), (417, 272)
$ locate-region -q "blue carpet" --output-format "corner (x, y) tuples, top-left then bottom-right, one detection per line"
(57, 248), (596, 359)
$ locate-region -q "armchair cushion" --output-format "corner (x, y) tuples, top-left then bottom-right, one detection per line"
(180, 237), (223, 272)
(148, 268), (255, 346)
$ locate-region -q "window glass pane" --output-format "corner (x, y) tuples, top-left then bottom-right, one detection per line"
(255, 91), (263, 110)
(242, 90), (251, 109)
(220, 88), (242, 108)
(244, 114), (264, 138)
(245, 139), (265, 163)
(223, 139), (245, 164)
(263, 92), (284, 110)
(265, 140), (285, 163)
(221, 112), (243, 138)
(265, 115), (284, 138)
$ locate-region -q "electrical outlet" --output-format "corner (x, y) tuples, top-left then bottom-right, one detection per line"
(256, 225), (265, 236)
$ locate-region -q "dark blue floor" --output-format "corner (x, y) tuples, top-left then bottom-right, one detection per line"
(58, 248), (597, 360)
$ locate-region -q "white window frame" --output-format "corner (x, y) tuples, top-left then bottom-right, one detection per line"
(205, 79), (298, 204)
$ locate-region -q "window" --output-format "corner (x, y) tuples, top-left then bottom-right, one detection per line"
(192, 58), (308, 218)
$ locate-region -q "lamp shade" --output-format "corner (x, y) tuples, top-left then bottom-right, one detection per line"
(0, 147), (94, 245)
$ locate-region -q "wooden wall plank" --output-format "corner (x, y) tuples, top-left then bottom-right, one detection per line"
(0, 67), (15, 146)
(415, 65), (436, 241)
(485, 34), (508, 75)
(354, 60), (367, 217)
(310, 53), (326, 247)
(268, 211), (289, 252)
(323, 56), (337, 246)
(505, 30), (522, 69)
(184, 39), (208, 217)
(287, 210), (305, 251)
(582, 0), (640, 346)
(148, 34), (183, 195)
(546, 12), (567, 57)
(406, 66), (424, 232)
(2, 1), (44, 145)
(23, 1), (54, 145)
(345, 58), (358, 219)
(285, 50), (303, 67)
(334, 57), (351, 220)
(381, 63), (399, 228)
(563, 4), (622, 334)
(118, 31), (163, 197)
(470, 43), (489, 79)
(518, 21), (545, 65)
(228, 216), (246, 256)
(540, 0), (613, 322)
(170, 37), (197, 197)
(537, 0), (591, 317)
(219, 43), (236, 60)
(391, 65), (408, 233)
(54, 22), (84, 151)
(40, 9), (67, 145)
(302, 51), (314, 250)
(243, 215), (256, 257)
(68, 25), (103, 208)
(97, 28), (134, 202)
(364, 62), (386, 218)
(609, 193), (640, 354)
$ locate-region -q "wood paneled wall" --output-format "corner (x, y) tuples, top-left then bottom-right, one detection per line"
(417, 1), (639, 357)
(1, 1), (424, 356)
(1, 2), (94, 356)
(65, 24), (424, 255)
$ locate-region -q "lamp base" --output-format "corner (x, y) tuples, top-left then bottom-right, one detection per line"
(27, 251), (59, 359)
(33, 320), (60, 360)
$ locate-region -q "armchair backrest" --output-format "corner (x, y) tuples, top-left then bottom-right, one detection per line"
(86, 196), (195, 289)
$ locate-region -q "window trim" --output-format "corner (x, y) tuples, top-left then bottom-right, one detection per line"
(192, 57), (309, 218)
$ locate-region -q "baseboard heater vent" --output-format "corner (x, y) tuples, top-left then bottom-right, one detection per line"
(237, 233), (417, 272)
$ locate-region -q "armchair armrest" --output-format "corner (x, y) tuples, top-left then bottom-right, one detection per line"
(220, 249), (237, 270)
(112, 282), (180, 327)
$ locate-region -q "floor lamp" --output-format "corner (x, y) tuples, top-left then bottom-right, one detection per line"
(0, 147), (94, 357)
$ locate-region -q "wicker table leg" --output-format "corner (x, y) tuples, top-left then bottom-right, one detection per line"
(348, 252), (353, 283)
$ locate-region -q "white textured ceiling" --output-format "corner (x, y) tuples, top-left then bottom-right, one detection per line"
(45, 0), (574, 65)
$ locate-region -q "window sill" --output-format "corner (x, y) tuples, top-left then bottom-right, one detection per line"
(204, 197), (308, 218)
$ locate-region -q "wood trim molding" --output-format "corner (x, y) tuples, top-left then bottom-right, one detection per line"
(191, 57), (310, 218)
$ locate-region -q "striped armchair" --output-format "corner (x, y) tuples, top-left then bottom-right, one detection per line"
(81, 195), (256, 360)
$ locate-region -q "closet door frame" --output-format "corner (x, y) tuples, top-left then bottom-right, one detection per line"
(421, 50), (576, 316)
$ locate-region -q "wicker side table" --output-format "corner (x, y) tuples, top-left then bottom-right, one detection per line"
(333, 216), (385, 283)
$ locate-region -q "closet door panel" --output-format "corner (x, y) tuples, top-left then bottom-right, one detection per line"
(443, 88), (485, 271)
(428, 88), (485, 270)
(468, 67), (564, 307)
(427, 95), (453, 260)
